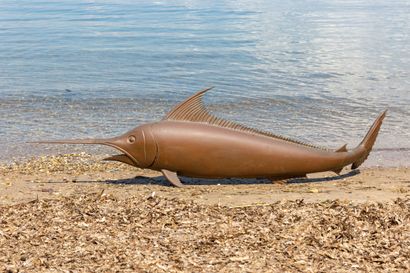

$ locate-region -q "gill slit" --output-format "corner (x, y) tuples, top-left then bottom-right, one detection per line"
(142, 130), (147, 162)
(147, 124), (159, 168)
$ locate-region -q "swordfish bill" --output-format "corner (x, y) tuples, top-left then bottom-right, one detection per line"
(33, 87), (387, 187)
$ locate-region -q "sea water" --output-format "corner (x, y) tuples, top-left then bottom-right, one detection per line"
(0, 0), (409, 166)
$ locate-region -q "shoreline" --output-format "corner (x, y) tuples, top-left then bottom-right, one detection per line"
(1, 153), (409, 206)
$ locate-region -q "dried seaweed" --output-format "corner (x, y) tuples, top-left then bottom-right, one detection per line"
(1, 193), (409, 272)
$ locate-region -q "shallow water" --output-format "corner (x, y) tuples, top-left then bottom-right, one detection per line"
(0, 0), (409, 166)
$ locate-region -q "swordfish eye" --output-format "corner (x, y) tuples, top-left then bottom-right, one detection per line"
(127, 135), (136, 143)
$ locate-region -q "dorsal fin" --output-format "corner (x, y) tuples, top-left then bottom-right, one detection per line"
(164, 87), (215, 121)
(164, 87), (328, 150)
(335, 144), (347, 153)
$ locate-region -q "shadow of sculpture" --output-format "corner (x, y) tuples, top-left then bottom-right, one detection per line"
(104, 176), (273, 186)
(102, 170), (361, 186)
(43, 170), (361, 187)
(287, 169), (361, 184)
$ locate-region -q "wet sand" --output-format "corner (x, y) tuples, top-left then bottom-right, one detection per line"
(1, 154), (409, 272)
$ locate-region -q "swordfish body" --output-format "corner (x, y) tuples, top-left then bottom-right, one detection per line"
(34, 87), (387, 187)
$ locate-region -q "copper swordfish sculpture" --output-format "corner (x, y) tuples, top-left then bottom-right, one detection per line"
(34, 88), (386, 187)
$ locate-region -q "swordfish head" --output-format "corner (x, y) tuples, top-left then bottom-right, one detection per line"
(33, 124), (157, 168)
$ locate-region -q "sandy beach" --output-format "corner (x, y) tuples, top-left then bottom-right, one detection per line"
(1, 153), (410, 206)
(1, 153), (409, 272)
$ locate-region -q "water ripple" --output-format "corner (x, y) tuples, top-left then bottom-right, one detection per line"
(0, 0), (409, 165)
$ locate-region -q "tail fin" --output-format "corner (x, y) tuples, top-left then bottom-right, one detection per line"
(351, 110), (387, 169)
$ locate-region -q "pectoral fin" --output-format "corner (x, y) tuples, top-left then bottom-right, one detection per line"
(161, 169), (184, 187)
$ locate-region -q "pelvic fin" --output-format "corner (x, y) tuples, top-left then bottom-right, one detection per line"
(161, 169), (184, 187)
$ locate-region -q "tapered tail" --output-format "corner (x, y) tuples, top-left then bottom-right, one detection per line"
(352, 110), (387, 169)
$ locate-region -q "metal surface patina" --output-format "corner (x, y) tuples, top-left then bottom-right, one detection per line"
(35, 88), (387, 187)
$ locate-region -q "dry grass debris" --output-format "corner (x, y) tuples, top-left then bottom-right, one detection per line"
(1, 193), (409, 272)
